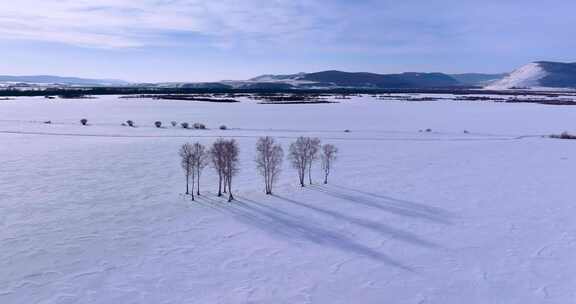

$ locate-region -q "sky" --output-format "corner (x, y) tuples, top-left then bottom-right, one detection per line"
(0, 0), (575, 82)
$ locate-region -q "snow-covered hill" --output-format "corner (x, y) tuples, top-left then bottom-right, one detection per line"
(488, 61), (576, 90)
(487, 63), (548, 89)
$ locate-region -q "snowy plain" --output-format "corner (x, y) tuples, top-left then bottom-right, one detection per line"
(1, 95), (576, 304)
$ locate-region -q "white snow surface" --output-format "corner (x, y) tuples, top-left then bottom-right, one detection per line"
(2, 95), (576, 303)
(487, 63), (548, 90)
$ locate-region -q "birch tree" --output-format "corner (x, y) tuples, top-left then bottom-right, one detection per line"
(256, 137), (284, 195)
(192, 142), (209, 196)
(223, 139), (240, 202)
(179, 143), (194, 198)
(306, 137), (321, 185)
(289, 137), (308, 187)
(210, 139), (226, 197)
(320, 144), (338, 184)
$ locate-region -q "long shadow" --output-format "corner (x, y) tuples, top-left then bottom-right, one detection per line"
(309, 185), (455, 225)
(210, 196), (414, 272)
(273, 195), (440, 249)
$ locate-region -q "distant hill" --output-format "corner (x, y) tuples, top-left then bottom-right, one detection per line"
(302, 71), (460, 88)
(6, 62), (576, 91)
(247, 70), (466, 89)
(246, 70), (510, 89)
(488, 62), (576, 89)
(449, 73), (506, 86)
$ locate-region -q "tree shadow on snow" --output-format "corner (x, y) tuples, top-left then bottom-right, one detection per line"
(206, 195), (415, 272)
(309, 184), (456, 225)
(273, 195), (440, 249)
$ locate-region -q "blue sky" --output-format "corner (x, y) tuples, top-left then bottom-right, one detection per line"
(0, 0), (574, 82)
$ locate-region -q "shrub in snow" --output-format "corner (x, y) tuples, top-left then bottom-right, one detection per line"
(551, 131), (576, 140)
(220, 125), (227, 130)
(44, 120), (52, 124)
(464, 130), (470, 134)
(80, 118), (88, 126)
(181, 122), (189, 129)
(155, 121), (162, 128)
(171, 121), (178, 127)
(126, 120), (135, 127)
(426, 128), (432, 132)
(121, 123), (127, 126)
(344, 129), (351, 133)
(194, 123), (206, 130)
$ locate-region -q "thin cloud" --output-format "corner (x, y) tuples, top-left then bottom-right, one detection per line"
(0, 0), (336, 48)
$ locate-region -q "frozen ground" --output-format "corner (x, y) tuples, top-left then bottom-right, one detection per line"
(1, 95), (576, 303)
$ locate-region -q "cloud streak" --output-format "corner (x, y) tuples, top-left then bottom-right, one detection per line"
(0, 0), (339, 48)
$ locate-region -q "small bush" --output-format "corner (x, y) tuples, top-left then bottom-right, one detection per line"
(171, 121), (178, 127)
(80, 118), (88, 126)
(344, 129), (351, 133)
(193, 123), (206, 130)
(181, 122), (189, 129)
(121, 123), (127, 126)
(463, 130), (469, 134)
(154, 121), (162, 128)
(425, 128), (432, 132)
(126, 120), (135, 127)
(219, 125), (227, 130)
(44, 120), (52, 124)
(551, 131), (576, 140)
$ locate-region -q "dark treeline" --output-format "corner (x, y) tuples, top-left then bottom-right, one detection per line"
(1, 87), (573, 97)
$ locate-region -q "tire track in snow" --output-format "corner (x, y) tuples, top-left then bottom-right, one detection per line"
(0, 130), (539, 142)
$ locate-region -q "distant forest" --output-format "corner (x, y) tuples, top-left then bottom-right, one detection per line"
(0, 87), (568, 97)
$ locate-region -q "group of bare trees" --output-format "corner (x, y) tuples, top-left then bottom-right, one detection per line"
(180, 139), (240, 202)
(288, 137), (337, 187)
(179, 136), (338, 202)
(210, 139), (240, 202)
(178, 142), (210, 201)
(256, 137), (284, 195)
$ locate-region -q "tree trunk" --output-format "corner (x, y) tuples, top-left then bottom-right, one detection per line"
(190, 170), (195, 201)
(308, 162), (313, 185)
(196, 169), (201, 196)
(217, 173), (222, 197)
(227, 177), (234, 202)
(185, 173), (189, 194)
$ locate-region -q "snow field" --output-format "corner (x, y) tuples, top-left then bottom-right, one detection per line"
(1, 95), (576, 303)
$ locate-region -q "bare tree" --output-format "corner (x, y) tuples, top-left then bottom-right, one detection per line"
(192, 142), (209, 196)
(320, 144), (338, 184)
(289, 137), (308, 187)
(256, 137), (284, 195)
(306, 137), (321, 185)
(222, 139), (240, 202)
(179, 143), (194, 197)
(210, 139), (226, 197)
